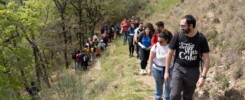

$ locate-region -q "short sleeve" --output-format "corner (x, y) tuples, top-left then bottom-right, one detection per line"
(200, 35), (210, 53)
(169, 32), (179, 50)
(151, 44), (156, 53)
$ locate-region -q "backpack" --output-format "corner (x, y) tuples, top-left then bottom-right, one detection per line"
(72, 51), (76, 59)
(81, 52), (89, 62)
(174, 32), (204, 69)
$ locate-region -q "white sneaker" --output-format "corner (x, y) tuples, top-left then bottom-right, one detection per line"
(143, 69), (147, 74)
(140, 69), (144, 75)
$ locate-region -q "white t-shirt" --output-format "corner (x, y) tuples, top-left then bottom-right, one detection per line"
(150, 42), (169, 67)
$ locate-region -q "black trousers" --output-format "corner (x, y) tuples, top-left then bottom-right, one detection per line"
(135, 43), (139, 57)
(170, 63), (200, 100)
(140, 49), (150, 69)
(128, 36), (134, 54)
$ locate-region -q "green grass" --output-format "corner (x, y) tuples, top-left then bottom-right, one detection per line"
(39, 38), (153, 100)
(139, 0), (180, 18)
(95, 39), (152, 100)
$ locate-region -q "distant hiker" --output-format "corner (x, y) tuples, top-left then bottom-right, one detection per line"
(115, 22), (121, 38)
(87, 38), (94, 61)
(72, 49), (77, 68)
(151, 21), (171, 46)
(134, 23), (144, 59)
(165, 15), (210, 100)
(101, 28), (109, 47)
(100, 40), (106, 51)
(26, 81), (39, 100)
(130, 16), (136, 23)
(128, 23), (135, 57)
(108, 25), (114, 42)
(120, 18), (131, 45)
(81, 50), (89, 70)
(103, 21), (109, 31)
(147, 31), (173, 100)
(75, 50), (81, 70)
(96, 42), (102, 58)
(134, 17), (140, 28)
(93, 39), (99, 55)
(93, 33), (98, 42)
(138, 26), (153, 75)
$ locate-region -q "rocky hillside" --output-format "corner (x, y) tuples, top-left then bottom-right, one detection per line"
(142, 0), (245, 99)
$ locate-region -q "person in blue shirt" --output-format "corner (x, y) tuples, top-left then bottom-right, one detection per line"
(137, 25), (153, 75)
(128, 23), (135, 57)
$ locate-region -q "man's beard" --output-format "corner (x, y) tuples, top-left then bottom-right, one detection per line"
(182, 28), (191, 34)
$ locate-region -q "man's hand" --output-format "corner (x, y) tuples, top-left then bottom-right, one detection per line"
(196, 77), (205, 88)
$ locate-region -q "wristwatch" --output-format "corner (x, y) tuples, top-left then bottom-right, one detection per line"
(201, 76), (206, 79)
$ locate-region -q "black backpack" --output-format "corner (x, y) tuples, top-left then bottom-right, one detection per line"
(72, 51), (76, 59)
(80, 52), (89, 62)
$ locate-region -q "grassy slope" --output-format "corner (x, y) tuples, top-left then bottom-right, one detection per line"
(39, 1), (182, 100)
(39, 39), (154, 100)
(84, 39), (153, 100)
(41, 0), (245, 99)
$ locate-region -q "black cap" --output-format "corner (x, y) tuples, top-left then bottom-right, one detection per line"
(155, 21), (164, 27)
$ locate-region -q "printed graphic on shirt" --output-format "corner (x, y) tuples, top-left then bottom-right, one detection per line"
(178, 42), (198, 61)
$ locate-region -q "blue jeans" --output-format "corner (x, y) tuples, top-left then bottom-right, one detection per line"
(122, 31), (127, 45)
(152, 64), (172, 100)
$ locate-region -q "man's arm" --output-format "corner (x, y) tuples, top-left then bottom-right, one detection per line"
(201, 53), (210, 78)
(164, 48), (174, 80)
(196, 52), (210, 87)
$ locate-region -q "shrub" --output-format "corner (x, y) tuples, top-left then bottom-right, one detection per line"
(222, 77), (229, 90)
(233, 67), (243, 79)
(236, 39), (245, 53)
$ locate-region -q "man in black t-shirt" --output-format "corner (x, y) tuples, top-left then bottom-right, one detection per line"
(164, 15), (210, 100)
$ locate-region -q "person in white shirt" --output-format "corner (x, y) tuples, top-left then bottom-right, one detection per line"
(147, 31), (173, 100)
(134, 23), (144, 58)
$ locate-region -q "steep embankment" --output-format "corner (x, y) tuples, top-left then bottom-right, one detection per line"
(143, 0), (245, 99)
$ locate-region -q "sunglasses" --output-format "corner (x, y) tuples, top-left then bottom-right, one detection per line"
(179, 25), (188, 29)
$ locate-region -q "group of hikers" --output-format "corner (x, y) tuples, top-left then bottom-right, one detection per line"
(71, 21), (120, 71)
(70, 14), (210, 100)
(121, 15), (210, 100)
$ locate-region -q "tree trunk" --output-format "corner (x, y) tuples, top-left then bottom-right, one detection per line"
(61, 12), (69, 68)
(32, 45), (42, 88)
(39, 52), (51, 88)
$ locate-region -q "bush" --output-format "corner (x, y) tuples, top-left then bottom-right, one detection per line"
(233, 67), (243, 79)
(222, 77), (229, 90)
(206, 30), (218, 41)
(236, 39), (245, 53)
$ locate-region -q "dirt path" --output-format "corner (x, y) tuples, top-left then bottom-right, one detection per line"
(80, 42), (155, 100)
(137, 74), (155, 100)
